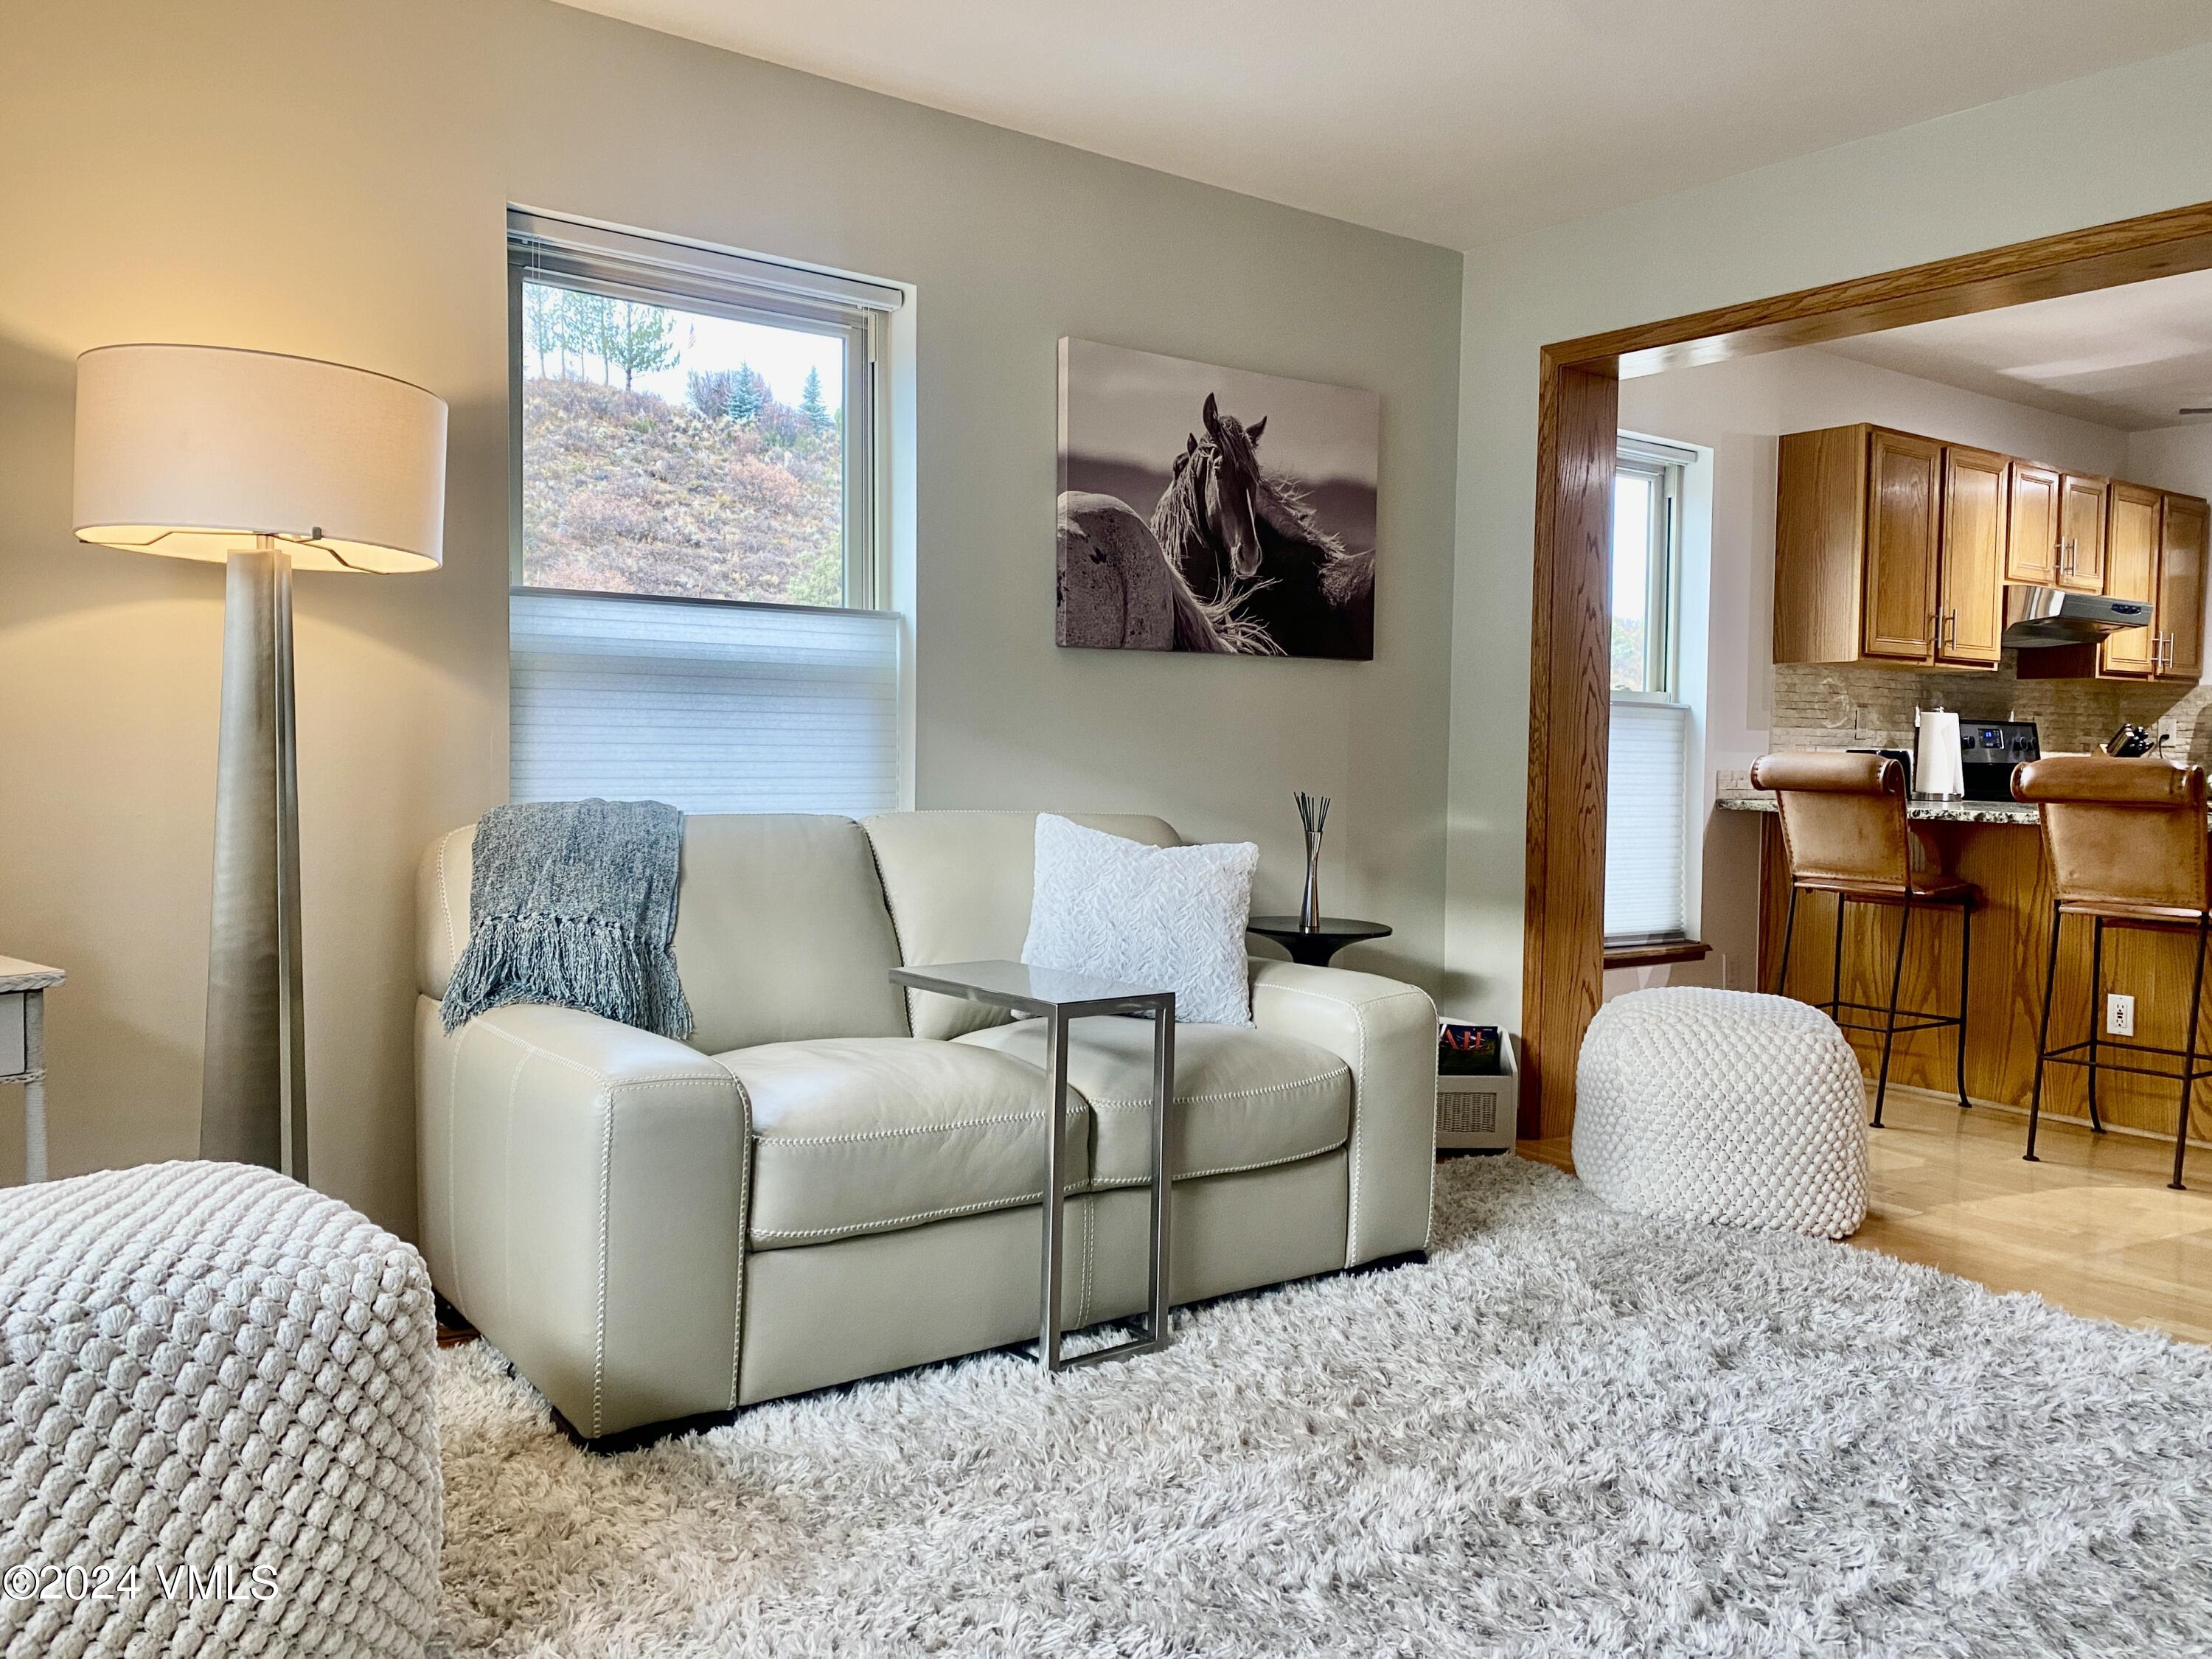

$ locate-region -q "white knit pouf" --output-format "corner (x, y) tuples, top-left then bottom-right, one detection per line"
(1573, 987), (1869, 1239)
(0, 1161), (439, 1658)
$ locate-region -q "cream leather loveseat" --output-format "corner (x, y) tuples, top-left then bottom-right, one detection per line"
(416, 810), (1438, 1441)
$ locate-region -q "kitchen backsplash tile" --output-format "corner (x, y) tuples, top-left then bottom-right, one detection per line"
(1769, 658), (2212, 766)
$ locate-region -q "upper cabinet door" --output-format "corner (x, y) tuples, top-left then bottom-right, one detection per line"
(2059, 473), (2108, 593)
(2102, 482), (2163, 678)
(1938, 446), (2008, 667)
(1860, 430), (1942, 663)
(2006, 462), (2062, 587)
(2160, 493), (2208, 682)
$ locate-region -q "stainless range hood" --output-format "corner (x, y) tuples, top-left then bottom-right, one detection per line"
(2002, 587), (2156, 647)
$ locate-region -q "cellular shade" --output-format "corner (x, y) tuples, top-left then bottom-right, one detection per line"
(509, 590), (902, 815)
(73, 344), (447, 574)
(1604, 699), (1690, 940)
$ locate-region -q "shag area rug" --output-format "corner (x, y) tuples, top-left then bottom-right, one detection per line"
(434, 1156), (2212, 1658)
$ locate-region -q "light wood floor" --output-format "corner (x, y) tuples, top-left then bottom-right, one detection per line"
(1520, 1086), (2212, 1343)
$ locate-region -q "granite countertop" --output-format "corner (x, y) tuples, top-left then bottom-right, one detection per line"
(1717, 795), (2040, 825)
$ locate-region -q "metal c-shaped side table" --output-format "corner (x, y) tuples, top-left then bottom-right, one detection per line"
(890, 959), (1174, 1371)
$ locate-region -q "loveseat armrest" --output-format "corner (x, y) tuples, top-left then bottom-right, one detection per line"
(1248, 959), (1436, 1266)
(416, 999), (749, 1439)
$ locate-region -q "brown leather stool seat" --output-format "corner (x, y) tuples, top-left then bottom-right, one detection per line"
(1751, 751), (1980, 1127)
(2013, 755), (2212, 1189)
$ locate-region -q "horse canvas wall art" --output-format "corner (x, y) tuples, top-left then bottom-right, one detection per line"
(1056, 338), (1380, 660)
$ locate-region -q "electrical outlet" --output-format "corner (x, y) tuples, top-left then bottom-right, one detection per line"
(2107, 993), (2135, 1037)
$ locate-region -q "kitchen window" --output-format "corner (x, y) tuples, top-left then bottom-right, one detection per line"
(1604, 437), (1694, 945)
(506, 208), (905, 815)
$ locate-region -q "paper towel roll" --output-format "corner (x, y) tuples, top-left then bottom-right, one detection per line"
(1914, 707), (1964, 799)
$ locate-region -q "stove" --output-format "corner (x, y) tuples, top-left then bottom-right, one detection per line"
(1956, 719), (2039, 802)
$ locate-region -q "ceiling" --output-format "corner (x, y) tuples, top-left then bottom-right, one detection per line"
(1822, 266), (2212, 431)
(551, 1), (2212, 248)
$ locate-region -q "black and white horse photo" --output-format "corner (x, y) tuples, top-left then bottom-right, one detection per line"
(1055, 339), (1380, 659)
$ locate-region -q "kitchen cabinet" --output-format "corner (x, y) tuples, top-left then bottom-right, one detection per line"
(2101, 482), (2162, 678)
(1776, 423), (2208, 681)
(2159, 493), (2208, 681)
(2059, 473), (2108, 592)
(1773, 424), (1997, 672)
(2004, 462), (2061, 587)
(1861, 429), (1944, 661)
(1938, 446), (2008, 667)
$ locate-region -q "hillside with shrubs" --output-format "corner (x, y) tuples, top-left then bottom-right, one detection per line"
(520, 365), (844, 606)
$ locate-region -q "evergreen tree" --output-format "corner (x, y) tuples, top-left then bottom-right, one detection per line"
(726, 364), (767, 422)
(800, 366), (829, 431)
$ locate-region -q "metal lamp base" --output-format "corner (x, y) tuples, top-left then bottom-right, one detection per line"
(200, 543), (308, 1182)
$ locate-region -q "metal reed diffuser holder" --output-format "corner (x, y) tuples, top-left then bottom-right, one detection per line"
(1295, 791), (1330, 932)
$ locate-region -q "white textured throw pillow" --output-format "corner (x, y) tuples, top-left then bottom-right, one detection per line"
(1022, 815), (1260, 1026)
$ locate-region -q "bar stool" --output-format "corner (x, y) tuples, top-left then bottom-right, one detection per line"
(1750, 751), (1978, 1128)
(2013, 755), (2212, 1191)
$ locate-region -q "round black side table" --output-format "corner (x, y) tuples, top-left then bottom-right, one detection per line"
(1246, 917), (1392, 967)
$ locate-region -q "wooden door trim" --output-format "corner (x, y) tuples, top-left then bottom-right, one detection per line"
(1521, 198), (2212, 1141)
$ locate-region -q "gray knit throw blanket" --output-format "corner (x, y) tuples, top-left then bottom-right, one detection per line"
(439, 799), (692, 1039)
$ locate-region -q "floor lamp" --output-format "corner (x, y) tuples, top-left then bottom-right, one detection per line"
(72, 344), (448, 1183)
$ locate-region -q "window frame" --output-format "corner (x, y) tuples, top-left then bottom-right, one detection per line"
(505, 209), (893, 613)
(1604, 434), (1700, 948)
(1610, 442), (1685, 704)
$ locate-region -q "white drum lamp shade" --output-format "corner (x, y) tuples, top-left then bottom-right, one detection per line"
(73, 344), (446, 571)
(69, 341), (448, 1184)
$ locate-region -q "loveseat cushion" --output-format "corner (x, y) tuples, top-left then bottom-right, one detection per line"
(420, 813), (909, 1051)
(720, 1038), (1088, 1251)
(861, 810), (1180, 1042)
(955, 1018), (1351, 1184)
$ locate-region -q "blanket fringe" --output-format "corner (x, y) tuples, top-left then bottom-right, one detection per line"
(441, 913), (692, 1040)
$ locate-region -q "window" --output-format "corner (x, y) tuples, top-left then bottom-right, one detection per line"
(1604, 436), (1694, 944)
(1610, 449), (1677, 695)
(507, 210), (905, 815)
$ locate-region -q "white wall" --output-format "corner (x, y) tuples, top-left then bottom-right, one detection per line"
(0, 0), (1463, 1234)
(1449, 39), (2212, 1027)
(2129, 425), (2212, 516)
(1606, 349), (2132, 996)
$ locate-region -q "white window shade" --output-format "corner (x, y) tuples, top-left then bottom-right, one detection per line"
(1604, 700), (1690, 940)
(510, 591), (901, 816)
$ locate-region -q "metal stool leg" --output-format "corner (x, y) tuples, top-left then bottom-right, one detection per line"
(2174, 913), (2208, 1192)
(2026, 902), (2062, 1164)
(1872, 891), (1913, 1130)
(2086, 917), (2104, 1133)
(1829, 891), (1847, 1019)
(1954, 900), (1972, 1110)
(1774, 884), (1801, 998)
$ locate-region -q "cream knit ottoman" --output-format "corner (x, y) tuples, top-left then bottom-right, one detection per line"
(1573, 987), (1868, 1238)
(0, 1161), (439, 1658)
